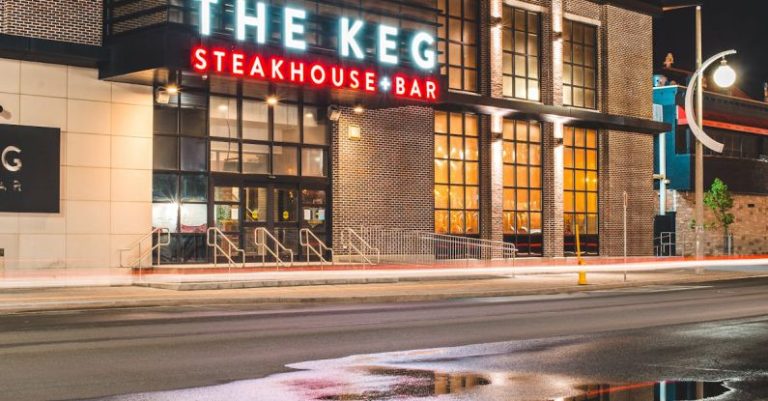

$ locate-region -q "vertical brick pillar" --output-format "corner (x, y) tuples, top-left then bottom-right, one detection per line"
(550, 0), (565, 107)
(479, 116), (504, 252)
(598, 6), (655, 256)
(479, 0), (505, 254)
(541, 0), (565, 258)
(542, 123), (565, 258)
(488, 0), (503, 99)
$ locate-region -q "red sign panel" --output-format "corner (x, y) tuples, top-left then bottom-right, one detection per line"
(191, 46), (440, 102)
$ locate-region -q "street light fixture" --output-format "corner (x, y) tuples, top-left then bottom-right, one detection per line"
(684, 50), (737, 154)
(713, 59), (737, 88)
(683, 49), (737, 262)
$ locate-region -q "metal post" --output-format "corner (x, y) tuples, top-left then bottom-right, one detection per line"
(659, 132), (667, 216)
(623, 191), (628, 282)
(694, 6), (705, 266)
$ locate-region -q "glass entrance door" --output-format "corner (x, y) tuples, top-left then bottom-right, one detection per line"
(212, 181), (329, 264)
(239, 184), (300, 262)
(300, 188), (329, 260)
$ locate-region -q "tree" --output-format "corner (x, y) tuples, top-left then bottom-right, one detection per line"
(704, 178), (735, 238)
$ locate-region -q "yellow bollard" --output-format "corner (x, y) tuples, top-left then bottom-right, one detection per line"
(576, 224), (587, 285)
(578, 271), (588, 285)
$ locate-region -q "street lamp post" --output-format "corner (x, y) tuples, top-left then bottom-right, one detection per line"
(684, 49), (737, 266)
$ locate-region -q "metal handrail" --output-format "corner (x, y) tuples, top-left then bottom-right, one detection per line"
(358, 226), (517, 268)
(299, 229), (334, 266)
(340, 228), (381, 266)
(119, 228), (171, 269)
(654, 232), (677, 257)
(254, 227), (294, 268)
(206, 227), (246, 269)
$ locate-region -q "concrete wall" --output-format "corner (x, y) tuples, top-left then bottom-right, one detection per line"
(0, 59), (153, 268)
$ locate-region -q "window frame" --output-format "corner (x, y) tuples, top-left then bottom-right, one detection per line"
(502, 119), (543, 256)
(437, 0), (479, 93)
(502, 6), (541, 101)
(434, 111), (481, 236)
(563, 19), (598, 109)
(563, 126), (600, 254)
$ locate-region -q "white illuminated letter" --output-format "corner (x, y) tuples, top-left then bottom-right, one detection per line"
(197, 0), (218, 35)
(340, 18), (365, 59)
(284, 7), (307, 50)
(378, 25), (399, 65)
(2, 146), (22, 172)
(237, 0), (267, 43)
(410, 31), (436, 70)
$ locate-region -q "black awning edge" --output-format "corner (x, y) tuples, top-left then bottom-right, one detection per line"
(0, 34), (104, 68)
(442, 91), (670, 135)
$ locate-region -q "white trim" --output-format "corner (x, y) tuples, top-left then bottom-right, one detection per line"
(564, 13), (602, 27)
(448, 89), (482, 97)
(503, 0), (545, 13)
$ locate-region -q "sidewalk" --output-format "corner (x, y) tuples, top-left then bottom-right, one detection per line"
(4, 255), (768, 289)
(1, 267), (764, 314)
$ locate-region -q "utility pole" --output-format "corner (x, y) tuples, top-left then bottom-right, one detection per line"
(694, 5), (705, 265)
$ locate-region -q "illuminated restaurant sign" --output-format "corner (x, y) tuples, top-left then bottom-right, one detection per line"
(192, 0), (440, 101)
(0, 125), (60, 213)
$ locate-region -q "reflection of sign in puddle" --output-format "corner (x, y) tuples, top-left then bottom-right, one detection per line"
(96, 341), (736, 401)
(558, 380), (731, 401)
(315, 368), (490, 400)
(312, 367), (730, 401)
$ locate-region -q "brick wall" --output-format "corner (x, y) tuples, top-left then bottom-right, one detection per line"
(331, 106), (434, 251)
(673, 192), (768, 256)
(598, 6), (655, 256)
(0, 0), (102, 45)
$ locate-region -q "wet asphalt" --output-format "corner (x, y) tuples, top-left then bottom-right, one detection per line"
(1, 277), (767, 401)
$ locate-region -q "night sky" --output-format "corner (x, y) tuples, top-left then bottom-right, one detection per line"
(653, 0), (768, 100)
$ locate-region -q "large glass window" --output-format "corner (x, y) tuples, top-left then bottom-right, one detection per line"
(564, 126), (599, 255)
(152, 173), (209, 234)
(502, 7), (540, 101)
(502, 119), (543, 256)
(153, 90), (207, 173)
(437, 0), (478, 92)
(563, 20), (597, 109)
(435, 111), (480, 235)
(207, 95), (329, 177)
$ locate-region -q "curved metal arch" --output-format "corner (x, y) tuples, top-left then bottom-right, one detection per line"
(684, 49), (737, 154)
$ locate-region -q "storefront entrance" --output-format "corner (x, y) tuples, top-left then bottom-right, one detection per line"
(212, 181), (328, 263)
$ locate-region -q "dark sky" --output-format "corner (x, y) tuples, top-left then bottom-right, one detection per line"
(653, 0), (768, 100)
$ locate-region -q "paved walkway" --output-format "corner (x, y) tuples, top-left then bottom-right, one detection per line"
(3, 256), (768, 289)
(0, 268), (763, 314)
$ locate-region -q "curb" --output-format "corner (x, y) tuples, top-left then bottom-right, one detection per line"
(135, 274), (506, 291)
(1, 273), (762, 314)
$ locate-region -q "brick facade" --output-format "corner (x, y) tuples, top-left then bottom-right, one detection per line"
(0, 0), (662, 266)
(670, 192), (768, 256)
(598, 6), (655, 256)
(472, 0), (656, 257)
(0, 0), (102, 45)
(330, 106), (434, 252)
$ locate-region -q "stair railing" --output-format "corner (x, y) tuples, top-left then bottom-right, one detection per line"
(120, 228), (171, 269)
(299, 228), (334, 267)
(340, 228), (380, 266)
(254, 227), (294, 268)
(206, 227), (246, 269)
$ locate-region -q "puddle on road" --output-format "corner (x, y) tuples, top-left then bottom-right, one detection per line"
(310, 366), (728, 401)
(100, 341), (735, 401)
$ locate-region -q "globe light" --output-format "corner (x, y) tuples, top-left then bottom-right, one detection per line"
(713, 59), (736, 88)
